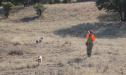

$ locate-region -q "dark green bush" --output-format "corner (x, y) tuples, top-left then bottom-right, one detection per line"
(2, 2), (14, 18)
(33, 3), (46, 17)
(96, 0), (126, 21)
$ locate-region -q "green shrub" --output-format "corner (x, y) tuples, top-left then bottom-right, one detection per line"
(96, 0), (126, 21)
(63, 0), (68, 3)
(2, 2), (14, 18)
(54, 0), (62, 3)
(11, 0), (24, 5)
(33, 3), (46, 17)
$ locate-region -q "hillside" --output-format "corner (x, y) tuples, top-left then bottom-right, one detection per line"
(0, 2), (126, 75)
(0, 2), (119, 23)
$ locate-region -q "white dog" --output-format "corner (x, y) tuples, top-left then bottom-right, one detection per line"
(37, 56), (42, 65)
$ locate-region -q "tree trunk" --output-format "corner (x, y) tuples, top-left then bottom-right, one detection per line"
(120, 10), (126, 21)
(4, 9), (10, 18)
(119, 0), (126, 21)
(120, 11), (124, 21)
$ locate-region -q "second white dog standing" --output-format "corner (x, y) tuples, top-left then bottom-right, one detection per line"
(37, 55), (42, 66)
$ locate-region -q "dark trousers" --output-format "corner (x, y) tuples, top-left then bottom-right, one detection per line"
(87, 42), (93, 57)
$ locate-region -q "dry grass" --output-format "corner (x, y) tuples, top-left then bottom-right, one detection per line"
(0, 1), (126, 75)
(8, 50), (23, 56)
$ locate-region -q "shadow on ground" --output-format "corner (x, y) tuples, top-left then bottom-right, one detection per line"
(54, 11), (126, 39)
(20, 16), (39, 22)
(54, 22), (126, 38)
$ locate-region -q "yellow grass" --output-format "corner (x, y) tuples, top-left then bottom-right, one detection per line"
(0, 1), (125, 75)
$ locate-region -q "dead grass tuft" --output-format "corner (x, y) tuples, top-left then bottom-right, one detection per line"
(8, 50), (23, 56)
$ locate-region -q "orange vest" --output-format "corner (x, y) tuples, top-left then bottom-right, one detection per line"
(86, 34), (95, 42)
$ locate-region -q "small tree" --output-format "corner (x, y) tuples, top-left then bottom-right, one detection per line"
(2, 2), (14, 18)
(0, 0), (3, 5)
(11, 0), (24, 5)
(33, 3), (46, 17)
(54, 0), (62, 3)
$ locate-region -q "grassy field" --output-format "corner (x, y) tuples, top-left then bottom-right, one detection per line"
(0, 2), (126, 75)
